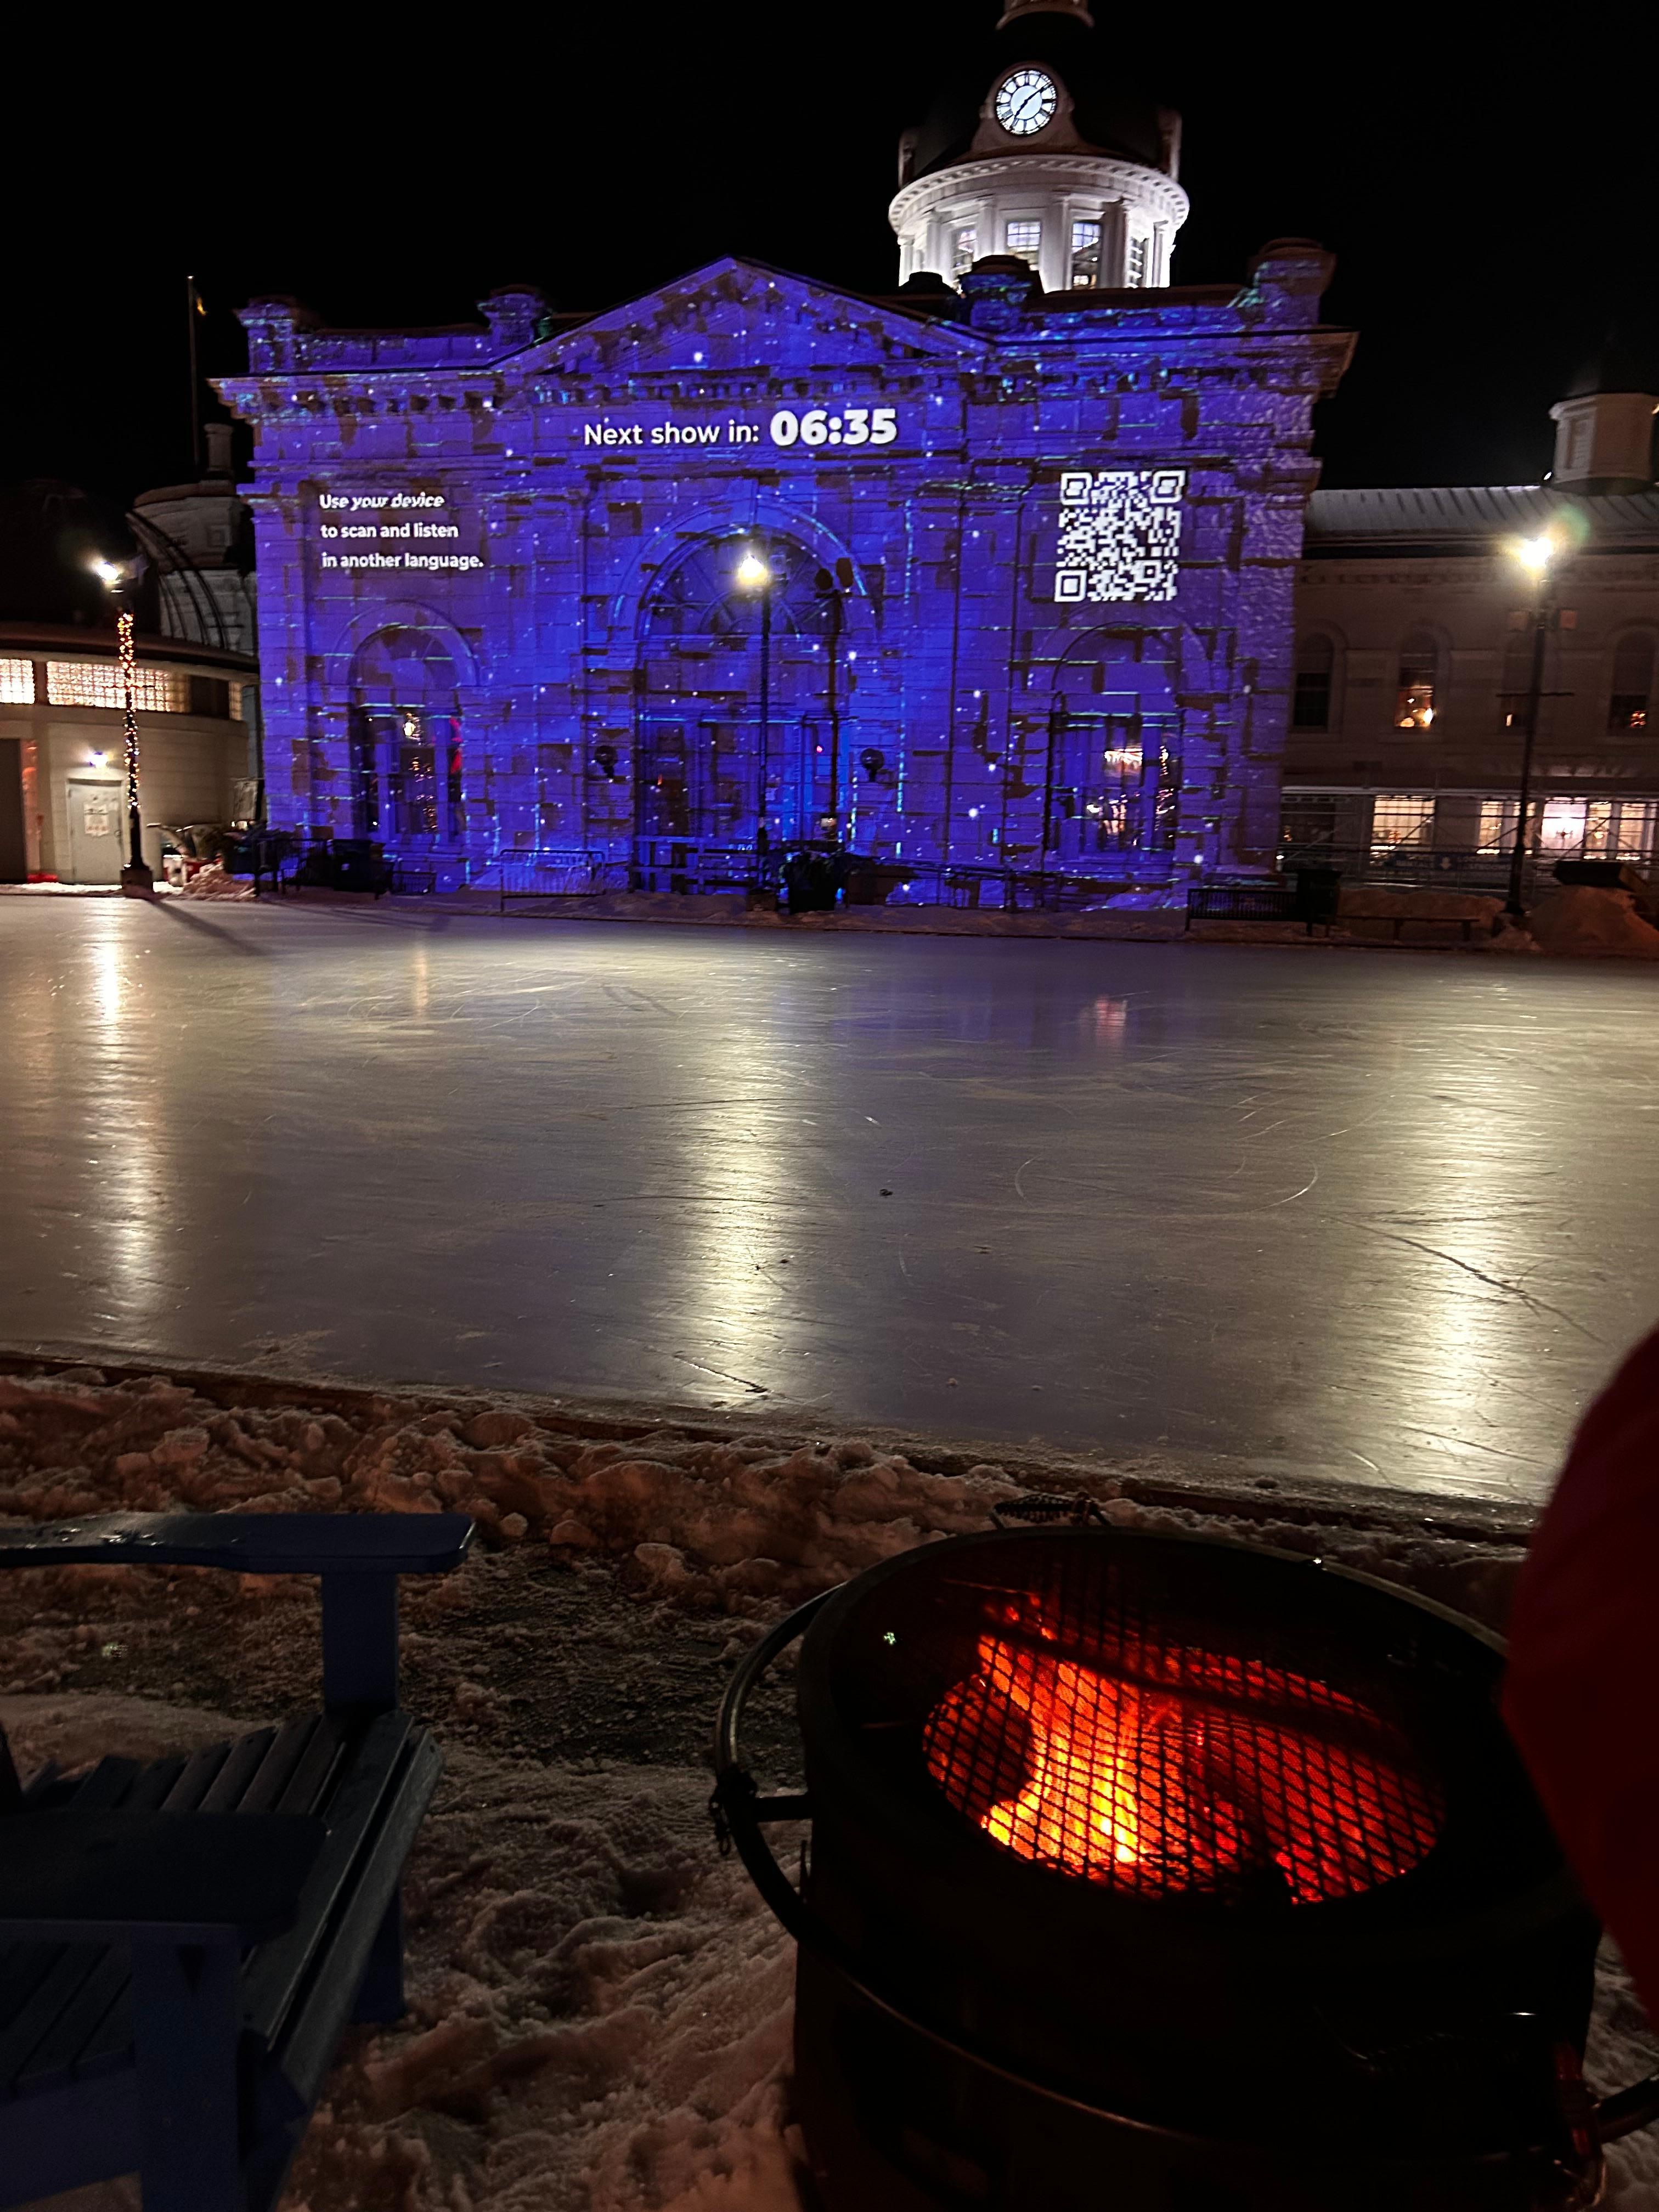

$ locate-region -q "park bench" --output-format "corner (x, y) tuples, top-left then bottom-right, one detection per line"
(0, 1509), (472, 2212)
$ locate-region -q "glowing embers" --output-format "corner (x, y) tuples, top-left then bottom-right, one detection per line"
(923, 1600), (1444, 1903)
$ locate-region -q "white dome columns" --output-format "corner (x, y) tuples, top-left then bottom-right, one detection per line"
(891, 154), (1185, 295)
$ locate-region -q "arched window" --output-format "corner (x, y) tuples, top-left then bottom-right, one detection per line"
(1292, 635), (1335, 730)
(1395, 633), (1438, 729)
(349, 627), (465, 843)
(1609, 632), (1655, 732)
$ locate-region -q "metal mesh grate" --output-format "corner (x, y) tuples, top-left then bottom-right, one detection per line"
(921, 1551), (1444, 1904)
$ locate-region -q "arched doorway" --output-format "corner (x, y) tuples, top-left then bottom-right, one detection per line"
(348, 627), (465, 847)
(635, 533), (843, 869)
(1043, 631), (1181, 867)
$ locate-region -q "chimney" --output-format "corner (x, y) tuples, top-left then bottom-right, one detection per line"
(204, 422), (234, 480)
(1549, 339), (1657, 493)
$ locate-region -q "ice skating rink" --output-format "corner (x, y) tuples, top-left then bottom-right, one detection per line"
(4, 896), (1655, 1508)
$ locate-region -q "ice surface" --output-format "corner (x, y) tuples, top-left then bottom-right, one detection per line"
(3, 902), (1658, 1509)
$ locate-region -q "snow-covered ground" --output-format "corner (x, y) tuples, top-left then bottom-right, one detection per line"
(4, 1361), (1658, 2209)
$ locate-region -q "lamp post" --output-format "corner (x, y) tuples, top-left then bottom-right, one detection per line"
(814, 558), (855, 847)
(734, 544), (776, 857)
(1503, 532), (1558, 919)
(92, 555), (154, 896)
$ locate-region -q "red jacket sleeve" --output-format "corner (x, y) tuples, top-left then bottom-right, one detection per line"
(1503, 1325), (1659, 2016)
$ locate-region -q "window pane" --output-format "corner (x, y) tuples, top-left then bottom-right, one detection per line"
(1127, 236), (1148, 286)
(1395, 633), (1437, 728)
(0, 657), (35, 703)
(1006, 220), (1042, 267)
(1609, 631), (1653, 731)
(1479, 800), (1519, 852)
(1292, 672), (1331, 729)
(1539, 799), (1587, 855)
(952, 225), (977, 275)
(1371, 795), (1434, 848)
(1069, 220), (1101, 289)
(46, 662), (190, 712)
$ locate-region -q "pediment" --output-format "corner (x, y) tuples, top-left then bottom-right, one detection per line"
(506, 257), (986, 384)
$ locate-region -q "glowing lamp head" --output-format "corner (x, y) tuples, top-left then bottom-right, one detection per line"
(88, 749), (108, 768)
(90, 558), (122, 589)
(733, 550), (773, 592)
(1511, 532), (1558, 577)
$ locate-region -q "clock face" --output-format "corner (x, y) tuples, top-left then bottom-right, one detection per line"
(995, 69), (1058, 137)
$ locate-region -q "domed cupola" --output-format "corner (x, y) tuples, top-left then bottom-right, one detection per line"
(890, 0), (1188, 295)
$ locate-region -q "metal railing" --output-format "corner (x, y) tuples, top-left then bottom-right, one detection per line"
(1278, 843), (1553, 899)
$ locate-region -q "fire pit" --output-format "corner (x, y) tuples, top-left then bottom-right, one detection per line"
(712, 1519), (1659, 2210)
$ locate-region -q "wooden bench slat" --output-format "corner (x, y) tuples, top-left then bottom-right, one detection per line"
(274, 1717), (350, 1819)
(0, 1513), (471, 1577)
(235, 1717), (318, 1816)
(198, 1729), (275, 1813)
(0, 1944), (106, 2096)
(275, 1730), (442, 2112)
(239, 1713), (413, 2051)
(13, 1949), (130, 2096)
(160, 1741), (233, 1813)
(4, 1759), (192, 2095)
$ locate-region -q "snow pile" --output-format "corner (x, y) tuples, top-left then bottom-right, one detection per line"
(0, 1373), (1019, 1611)
(1339, 886), (1502, 923)
(175, 863), (256, 901)
(1527, 887), (1659, 960)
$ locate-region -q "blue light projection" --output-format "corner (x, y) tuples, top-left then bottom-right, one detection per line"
(217, 247), (1347, 895)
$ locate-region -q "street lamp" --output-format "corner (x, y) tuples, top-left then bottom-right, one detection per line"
(90, 553), (154, 896)
(733, 544), (776, 854)
(1501, 529), (1560, 919)
(814, 558), (855, 846)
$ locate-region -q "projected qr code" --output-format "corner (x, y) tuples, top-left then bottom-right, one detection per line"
(1053, 468), (1186, 605)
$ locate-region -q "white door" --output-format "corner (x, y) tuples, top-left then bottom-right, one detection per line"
(66, 782), (125, 883)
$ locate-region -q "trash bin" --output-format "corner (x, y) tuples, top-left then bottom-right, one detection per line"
(1292, 866), (1342, 925)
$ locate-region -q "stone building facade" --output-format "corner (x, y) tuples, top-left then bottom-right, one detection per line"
(1286, 374), (1659, 887)
(215, 2), (1351, 899)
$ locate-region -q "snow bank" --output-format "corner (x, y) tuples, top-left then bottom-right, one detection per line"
(1339, 886), (1502, 923)
(176, 863), (256, 902)
(1527, 887), (1659, 960)
(0, 1372), (1018, 1612)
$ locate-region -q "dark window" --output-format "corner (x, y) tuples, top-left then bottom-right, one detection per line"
(1609, 633), (1655, 731)
(1292, 635), (1334, 729)
(189, 675), (230, 718)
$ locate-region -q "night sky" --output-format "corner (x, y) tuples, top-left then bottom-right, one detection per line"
(3, 3), (1651, 514)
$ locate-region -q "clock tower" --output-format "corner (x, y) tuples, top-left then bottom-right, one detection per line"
(890, 0), (1188, 295)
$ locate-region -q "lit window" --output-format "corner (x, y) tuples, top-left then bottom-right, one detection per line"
(1069, 220), (1101, 289)
(1479, 799), (1519, 853)
(952, 226), (977, 275)
(1293, 636), (1334, 730)
(1370, 795), (1434, 850)
(1394, 633), (1437, 728)
(47, 662), (191, 712)
(0, 657), (35, 704)
(1005, 219), (1042, 268)
(1539, 799), (1588, 856)
(1126, 236), (1149, 287)
(1608, 631), (1655, 731)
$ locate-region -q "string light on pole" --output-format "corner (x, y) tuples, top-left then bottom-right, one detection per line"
(90, 554), (154, 896)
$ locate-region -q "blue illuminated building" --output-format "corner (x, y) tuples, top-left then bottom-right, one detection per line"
(218, 2), (1352, 898)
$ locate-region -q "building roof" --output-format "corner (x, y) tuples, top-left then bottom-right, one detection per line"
(904, 4), (1177, 182)
(0, 619), (256, 674)
(1304, 483), (1659, 557)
